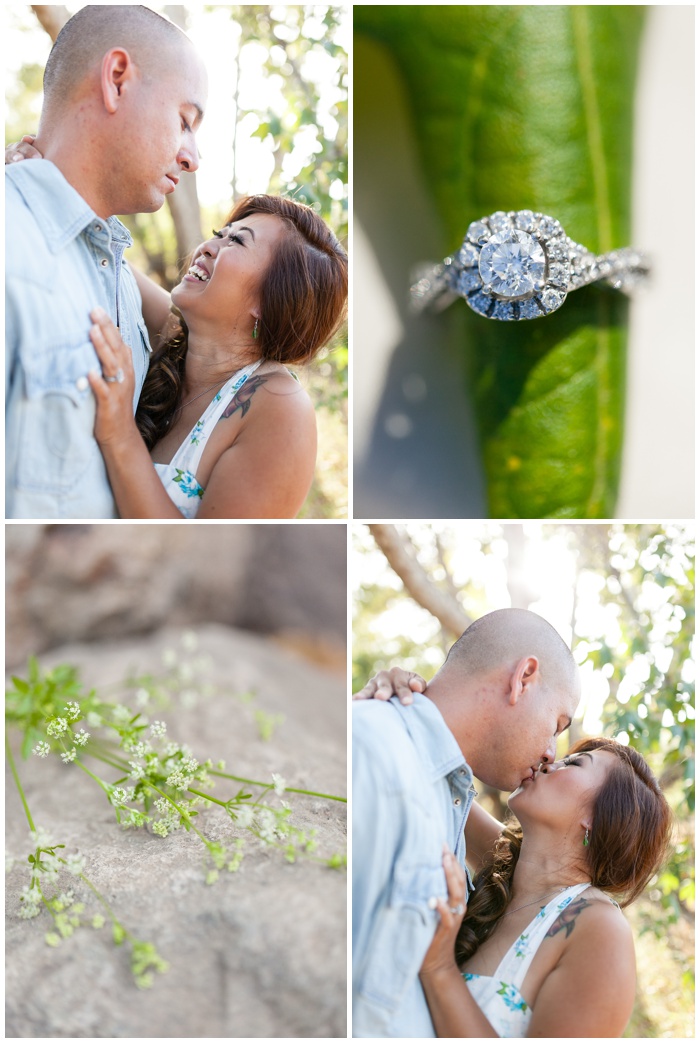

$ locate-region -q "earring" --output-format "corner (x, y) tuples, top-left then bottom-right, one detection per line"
(252, 318), (259, 340)
(583, 828), (590, 847)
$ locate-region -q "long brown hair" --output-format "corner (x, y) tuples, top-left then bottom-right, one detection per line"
(455, 737), (673, 965)
(136, 195), (348, 449)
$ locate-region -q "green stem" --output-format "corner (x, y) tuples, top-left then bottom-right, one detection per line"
(147, 783), (209, 844)
(79, 872), (131, 937)
(6, 735), (36, 832)
(210, 769), (346, 803)
(187, 787), (230, 808)
(74, 757), (111, 794)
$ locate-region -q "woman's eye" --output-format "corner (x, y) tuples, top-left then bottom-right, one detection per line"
(212, 230), (224, 239)
(228, 233), (245, 245)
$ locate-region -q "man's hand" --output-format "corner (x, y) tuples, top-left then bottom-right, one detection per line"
(353, 667), (427, 706)
(5, 135), (42, 164)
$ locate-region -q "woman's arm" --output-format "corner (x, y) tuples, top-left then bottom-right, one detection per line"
(419, 849), (498, 1037)
(127, 264), (172, 348)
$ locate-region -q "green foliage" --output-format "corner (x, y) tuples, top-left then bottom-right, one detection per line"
(355, 6), (646, 517)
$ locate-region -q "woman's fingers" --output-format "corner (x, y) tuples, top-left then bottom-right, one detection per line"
(89, 319), (119, 373)
(442, 846), (467, 908)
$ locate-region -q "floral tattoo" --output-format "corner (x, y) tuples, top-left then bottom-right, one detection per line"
(219, 375), (269, 421)
(544, 897), (591, 940)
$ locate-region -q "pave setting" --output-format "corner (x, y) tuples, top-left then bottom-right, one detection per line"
(410, 209), (650, 321)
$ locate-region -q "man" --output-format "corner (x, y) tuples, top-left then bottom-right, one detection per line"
(6, 5), (207, 518)
(352, 608), (581, 1037)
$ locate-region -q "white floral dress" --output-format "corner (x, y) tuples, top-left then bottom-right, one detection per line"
(153, 361), (262, 518)
(463, 882), (594, 1037)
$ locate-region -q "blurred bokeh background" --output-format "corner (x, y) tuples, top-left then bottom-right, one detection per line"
(4, 4), (348, 518)
(353, 521), (694, 1038)
(6, 523), (347, 672)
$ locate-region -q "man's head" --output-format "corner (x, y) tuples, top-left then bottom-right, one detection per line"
(428, 608), (581, 792)
(37, 5), (207, 217)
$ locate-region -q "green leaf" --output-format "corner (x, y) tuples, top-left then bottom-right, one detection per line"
(355, 5), (645, 517)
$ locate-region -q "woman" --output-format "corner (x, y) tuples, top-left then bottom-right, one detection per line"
(89, 193), (347, 518)
(420, 737), (672, 1037)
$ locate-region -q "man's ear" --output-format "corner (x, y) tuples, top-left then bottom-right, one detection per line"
(101, 49), (133, 115)
(508, 656), (539, 706)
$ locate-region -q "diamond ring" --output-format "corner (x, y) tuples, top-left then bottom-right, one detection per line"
(103, 368), (125, 384)
(410, 209), (650, 321)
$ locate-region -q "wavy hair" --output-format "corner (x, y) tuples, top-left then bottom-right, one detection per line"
(455, 737), (673, 965)
(136, 195), (348, 450)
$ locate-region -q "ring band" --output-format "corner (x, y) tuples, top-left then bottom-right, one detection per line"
(448, 904), (465, 916)
(410, 209), (650, 321)
(103, 368), (125, 384)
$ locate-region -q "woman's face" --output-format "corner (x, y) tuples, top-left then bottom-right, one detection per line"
(171, 212), (286, 333)
(508, 747), (617, 834)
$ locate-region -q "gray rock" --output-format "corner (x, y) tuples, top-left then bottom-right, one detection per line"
(6, 625), (347, 1038)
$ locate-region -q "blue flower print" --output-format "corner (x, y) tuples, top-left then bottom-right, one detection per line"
(173, 469), (204, 499)
(497, 982), (528, 1013)
(190, 420), (204, 446)
(514, 933), (530, 958)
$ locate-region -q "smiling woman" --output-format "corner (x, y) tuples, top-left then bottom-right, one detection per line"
(88, 194), (348, 519)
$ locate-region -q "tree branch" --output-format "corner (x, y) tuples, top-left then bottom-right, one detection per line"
(32, 6), (69, 42)
(368, 524), (471, 639)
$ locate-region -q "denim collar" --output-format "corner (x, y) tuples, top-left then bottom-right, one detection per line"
(390, 691), (472, 785)
(7, 158), (132, 254)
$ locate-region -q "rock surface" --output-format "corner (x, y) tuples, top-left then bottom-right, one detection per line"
(6, 625), (347, 1038)
(5, 524), (347, 671)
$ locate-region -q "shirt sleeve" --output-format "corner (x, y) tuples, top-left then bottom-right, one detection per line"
(352, 711), (440, 1037)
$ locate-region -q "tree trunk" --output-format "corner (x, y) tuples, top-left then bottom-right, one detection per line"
(163, 6), (204, 261)
(368, 524), (472, 639)
(32, 5), (69, 41)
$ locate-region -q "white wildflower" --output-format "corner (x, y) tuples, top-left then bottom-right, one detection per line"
(64, 853), (86, 877)
(135, 687), (151, 708)
(235, 806), (255, 828)
(166, 769), (191, 791)
(271, 773), (286, 796)
(182, 630), (198, 652)
(129, 761), (146, 781)
(87, 711), (102, 727)
(46, 717), (68, 738)
(32, 741), (51, 758)
(30, 827), (54, 849)
(152, 821), (169, 838)
(164, 741), (180, 758)
(73, 729), (90, 747)
(130, 741), (152, 758)
(64, 701), (81, 721)
(113, 705), (131, 723)
(110, 787), (129, 807)
(150, 720), (167, 739)
(60, 748), (77, 764)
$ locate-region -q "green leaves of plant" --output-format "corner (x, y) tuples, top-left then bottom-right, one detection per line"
(355, 5), (645, 516)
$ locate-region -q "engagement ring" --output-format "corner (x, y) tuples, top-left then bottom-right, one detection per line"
(410, 209), (650, 321)
(103, 368), (125, 384)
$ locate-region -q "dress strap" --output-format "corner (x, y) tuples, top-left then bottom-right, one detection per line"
(169, 360), (262, 475)
(493, 882), (592, 992)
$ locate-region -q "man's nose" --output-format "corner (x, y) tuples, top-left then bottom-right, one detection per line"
(178, 142), (200, 173)
(541, 741), (557, 766)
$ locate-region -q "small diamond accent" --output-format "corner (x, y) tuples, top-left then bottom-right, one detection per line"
(514, 210), (536, 232)
(540, 288), (566, 313)
(457, 269), (482, 295)
(492, 300), (515, 321)
(537, 215), (560, 239)
(467, 221), (490, 244)
(518, 298), (543, 321)
(488, 211), (512, 233)
(466, 290), (493, 316)
(458, 241), (480, 268)
(547, 237), (569, 262)
(547, 263), (569, 289)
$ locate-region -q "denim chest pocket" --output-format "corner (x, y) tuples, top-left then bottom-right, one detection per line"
(357, 861), (447, 1015)
(15, 335), (100, 494)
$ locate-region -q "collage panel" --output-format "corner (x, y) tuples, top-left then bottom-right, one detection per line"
(5, 4), (348, 522)
(352, 522), (694, 1038)
(353, 5), (693, 520)
(6, 523), (347, 1037)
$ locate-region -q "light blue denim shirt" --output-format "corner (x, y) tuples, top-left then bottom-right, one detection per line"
(353, 693), (476, 1038)
(6, 159), (151, 518)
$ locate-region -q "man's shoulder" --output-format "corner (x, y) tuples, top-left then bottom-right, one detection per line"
(353, 700), (424, 777)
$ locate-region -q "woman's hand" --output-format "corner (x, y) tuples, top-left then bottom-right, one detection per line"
(5, 134), (42, 164)
(420, 847), (468, 980)
(86, 307), (138, 448)
(353, 667), (427, 705)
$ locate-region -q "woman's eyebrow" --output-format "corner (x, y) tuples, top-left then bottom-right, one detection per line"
(237, 226), (256, 241)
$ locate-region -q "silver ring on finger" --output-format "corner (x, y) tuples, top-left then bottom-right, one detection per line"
(449, 903), (465, 916)
(103, 367), (125, 384)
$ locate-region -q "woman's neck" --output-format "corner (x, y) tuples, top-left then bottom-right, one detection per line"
(509, 830), (590, 908)
(183, 329), (261, 397)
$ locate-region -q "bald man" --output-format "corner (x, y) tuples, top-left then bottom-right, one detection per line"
(352, 608), (581, 1037)
(6, 5), (207, 518)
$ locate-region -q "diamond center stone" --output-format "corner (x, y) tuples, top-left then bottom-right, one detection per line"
(478, 230), (546, 298)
